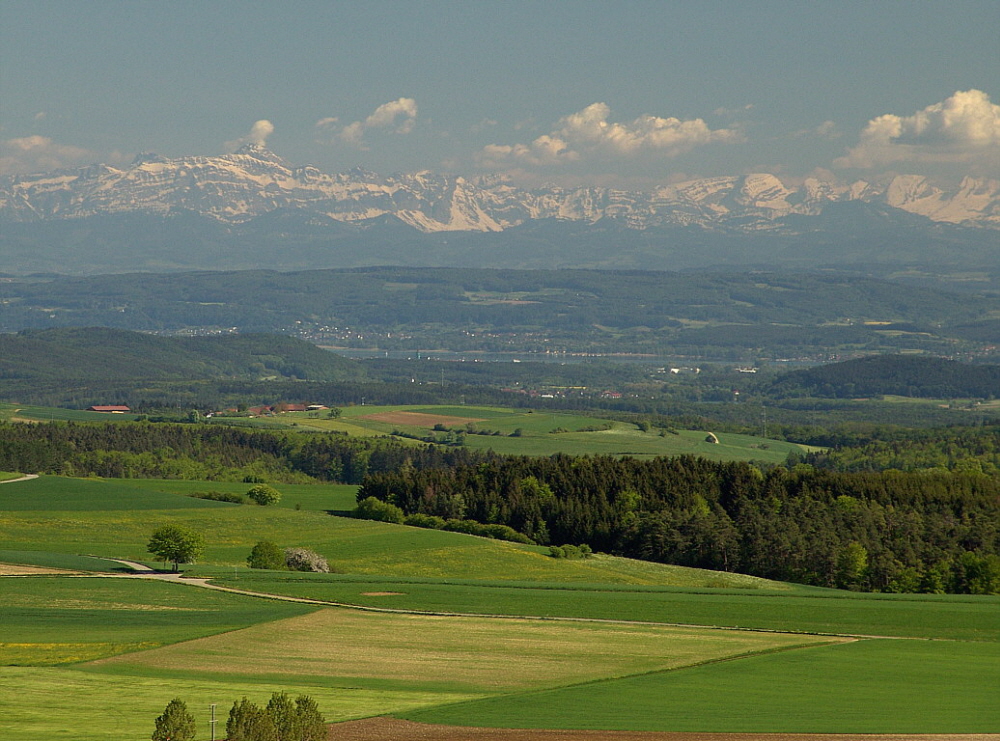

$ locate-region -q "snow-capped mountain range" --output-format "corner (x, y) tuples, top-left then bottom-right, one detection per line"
(2, 144), (998, 232)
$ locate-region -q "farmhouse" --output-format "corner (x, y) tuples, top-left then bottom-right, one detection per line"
(87, 405), (131, 413)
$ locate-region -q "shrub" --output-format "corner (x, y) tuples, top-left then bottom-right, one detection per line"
(247, 540), (287, 570)
(404, 512), (447, 529)
(548, 543), (593, 559)
(189, 490), (246, 504)
(354, 496), (405, 524)
(247, 484), (282, 506)
(441, 518), (535, 544)
(284, 547), (329, 573)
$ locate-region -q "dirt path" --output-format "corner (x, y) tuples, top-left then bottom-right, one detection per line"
(328, 718), (999, 741)
(110, 567), (917, 641)
(0, 473), (39, 484)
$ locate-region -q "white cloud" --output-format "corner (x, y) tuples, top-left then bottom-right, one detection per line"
(318, 98), (418, 149)
(225, 119), (275, 151)
(478, 102), (741, 168)
(0, 135), (95, 174)
(835, 89), (1000, 169)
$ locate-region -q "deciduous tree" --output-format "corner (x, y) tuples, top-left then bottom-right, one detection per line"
(147, 525), (204, 572)
(247, 540), (286, 570)
(247, 484), (282, 506)
(152, 698), (196, 741)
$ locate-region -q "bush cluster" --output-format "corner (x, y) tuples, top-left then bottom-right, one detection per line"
(549, 543), (593, 559)
(247, 542), (330, 572)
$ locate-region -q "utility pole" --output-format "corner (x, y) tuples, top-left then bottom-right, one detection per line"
(209, 703), (217, 741)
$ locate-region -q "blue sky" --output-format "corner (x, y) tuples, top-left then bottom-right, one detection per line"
(2, 0), (997, 186)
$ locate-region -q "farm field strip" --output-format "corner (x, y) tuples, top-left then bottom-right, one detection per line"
(198, 573), (1000, 643)
(83, 607), (833, 694)
(402, 639), (1000, 733)
(0, 577), (317, 665)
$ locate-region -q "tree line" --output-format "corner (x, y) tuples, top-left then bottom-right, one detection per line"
(0, 420), (483, 484)
(358, 453), (1000, 594)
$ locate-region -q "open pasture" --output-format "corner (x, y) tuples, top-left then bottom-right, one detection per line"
(294, 404), (814, 463)
(201, 572), (1000, 643)
(0, 475), (766, 588)
(86, 607), (828, 695)
(0, 475), (224, 511)
(0, 403), (138, 423)
(125, 477), (360, 513)
(0, 576), (315, 665)
(403, 639), (1000, 733)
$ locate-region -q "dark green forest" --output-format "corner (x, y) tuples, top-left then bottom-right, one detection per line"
(768, 354), (1000, 399)
(359, 453), (1000, 594)
(0, 421), (479, 485)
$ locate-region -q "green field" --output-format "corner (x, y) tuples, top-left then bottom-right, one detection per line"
(0, 475), (771, 586)
(2, 472), (997, 738)
(0, 402), (139, 423)
(404, 639), (1000, 733)
(285, 404), (817, 463)
(1, 577), (315, 665)
(198, 572), (1000, 643)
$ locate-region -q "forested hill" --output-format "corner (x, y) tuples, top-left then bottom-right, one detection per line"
(767, 355), (1000, 399)
(0, 327), (365, 382)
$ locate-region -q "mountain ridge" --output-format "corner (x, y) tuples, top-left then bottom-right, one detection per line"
(3, 143), (998, 232)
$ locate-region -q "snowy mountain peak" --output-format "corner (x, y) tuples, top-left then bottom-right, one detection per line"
(1, 147), (998, 231)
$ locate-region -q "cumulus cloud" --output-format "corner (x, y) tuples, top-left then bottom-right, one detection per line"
(0, 135), (95, 175)
(835, 89), (1000, 169)
(225, 119), (275, 151)
(478, 102), (741, 168)
(317, 98), (418, 149)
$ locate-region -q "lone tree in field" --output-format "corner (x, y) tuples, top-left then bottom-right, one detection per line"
(147, 525), (205, 572)
(247, 484), (282, 506)
(152, 698), (196, 741)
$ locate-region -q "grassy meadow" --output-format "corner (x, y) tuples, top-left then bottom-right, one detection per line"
(404, 639), (1000, 733)
(0, 402), (139, 423)
(2, 472), (998, 738)
(284, 404), (818, 463)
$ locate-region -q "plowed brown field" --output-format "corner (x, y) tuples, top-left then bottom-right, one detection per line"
(329, 718), (999, 741)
